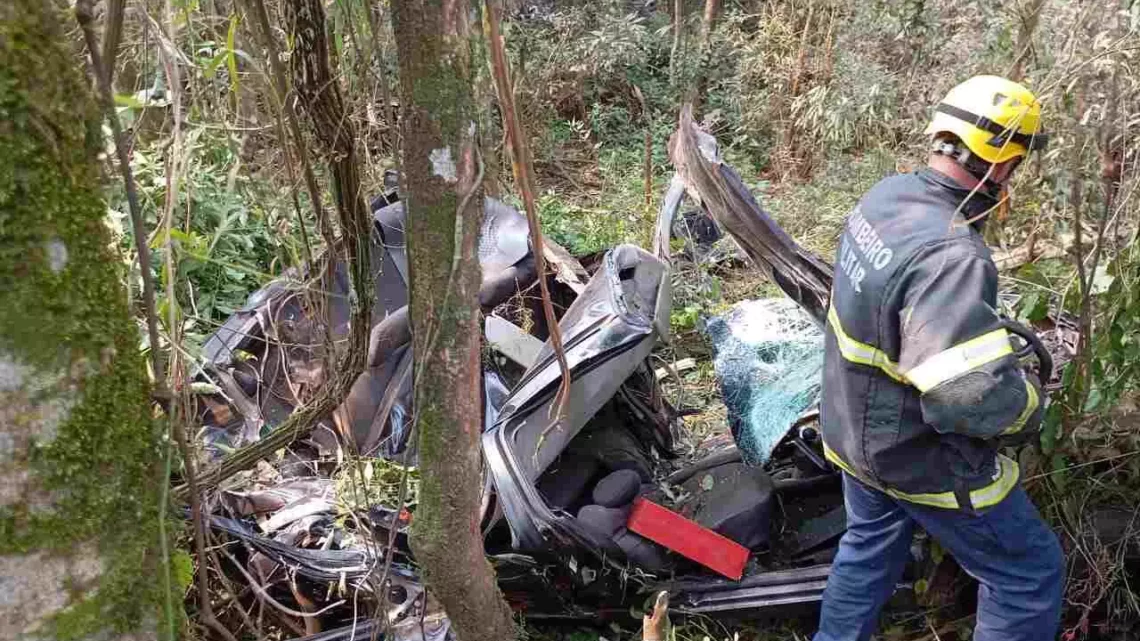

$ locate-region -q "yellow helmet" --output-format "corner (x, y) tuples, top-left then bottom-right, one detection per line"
(924, 75), (1048, 164)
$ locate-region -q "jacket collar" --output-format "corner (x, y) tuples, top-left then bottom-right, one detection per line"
(917, 167), (999, 228)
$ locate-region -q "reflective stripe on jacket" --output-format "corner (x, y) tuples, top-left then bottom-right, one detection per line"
(821, 168), (1043, 511)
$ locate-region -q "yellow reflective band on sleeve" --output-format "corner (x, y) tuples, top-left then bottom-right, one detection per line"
(1000, 376), (1040, 436)
(964, 455), (1021, 509)
(826, 307), (906, 383)
(823, 442), (1020, 510)
(903, 329), (1015, 393)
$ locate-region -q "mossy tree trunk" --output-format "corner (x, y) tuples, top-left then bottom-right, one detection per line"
(392, 2), (519, 641)
(0, 1), (169, 639)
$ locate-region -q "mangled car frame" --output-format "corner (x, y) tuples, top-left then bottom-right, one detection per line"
(190, 111), (1068, 640)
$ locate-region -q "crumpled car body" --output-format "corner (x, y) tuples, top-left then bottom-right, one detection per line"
(479, 236), (852, 618)
(192, 116), (1072, 639)
(192, 172), (851, 639)
(193, 182), (848, 634)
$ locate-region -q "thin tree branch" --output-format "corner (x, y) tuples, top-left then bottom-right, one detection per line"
(244, 0), (336, 251)
(669, 0), (684, 87)
(205, 543), (274, 639)
(789, 0), (815, 97)
(220, 547), (346, 619)
(151, 4), (241, 638)
(644, 129), (654, 209)
(102, 0), (127, 83)
(364, 2), (398, 152)
(236, 4), (315, 267)
(486, 0), (572, 437)
(75, 0), (167, 396)
(284, 0), (373, 418)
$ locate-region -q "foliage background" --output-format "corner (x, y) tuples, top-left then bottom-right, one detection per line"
(90, 0), (1139, 638)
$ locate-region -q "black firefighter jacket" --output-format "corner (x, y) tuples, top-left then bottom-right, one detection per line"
(821, 168), (1043, 511)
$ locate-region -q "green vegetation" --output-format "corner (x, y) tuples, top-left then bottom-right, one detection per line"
(107, 114), (300, 348)
(12, 0), (1135, 638)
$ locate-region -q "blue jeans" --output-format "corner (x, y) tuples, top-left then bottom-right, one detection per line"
(814, 474), (1064, 641)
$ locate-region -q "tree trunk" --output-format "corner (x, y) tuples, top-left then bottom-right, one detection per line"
(700, 0), (721, 40)
(691, 0), (721, 108)
(1011, 0), (1046, 80)
(391, 2), (519, 641)
(0, 1), (169, 639)
(670, 0), (685, 88)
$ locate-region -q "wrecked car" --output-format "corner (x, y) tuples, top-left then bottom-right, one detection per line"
(189, 116), (1070, 639)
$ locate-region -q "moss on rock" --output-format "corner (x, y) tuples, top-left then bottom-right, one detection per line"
(0, 1), (171, 639)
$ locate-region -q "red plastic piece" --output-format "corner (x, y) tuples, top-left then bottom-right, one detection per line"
(626, 496), (749, 580)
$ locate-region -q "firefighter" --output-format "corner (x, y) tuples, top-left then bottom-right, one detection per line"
(813, 75), (1064, 641)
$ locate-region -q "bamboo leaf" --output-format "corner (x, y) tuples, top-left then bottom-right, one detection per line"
(114, 93), (145, 108)
(227, 14), (241, 103)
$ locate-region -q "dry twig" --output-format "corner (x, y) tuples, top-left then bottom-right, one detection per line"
(101, 0), (127, 82)
(220, 547), (346, 619)
(150, 5), (241, 638)
(244, 0), (328, 258)
(486, 0), (573, 449)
